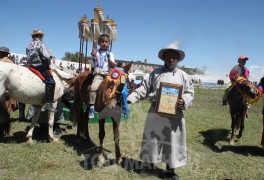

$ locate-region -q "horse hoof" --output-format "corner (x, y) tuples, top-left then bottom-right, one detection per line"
(237, 134), (242, 139)
(98, 154), (106, 165)
(116, 157), (123, 165)
(230, 140), (235, 145)
(51, 137), (59, 143)
(27, 138), (34, 144)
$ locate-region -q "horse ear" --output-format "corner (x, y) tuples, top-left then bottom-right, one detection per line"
(117, 62), (123, 68)
(108, 58), (117, 69)
(123, 61), (133, 74)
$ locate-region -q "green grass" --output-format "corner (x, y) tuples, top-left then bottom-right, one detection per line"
(0, 88), (264, 180)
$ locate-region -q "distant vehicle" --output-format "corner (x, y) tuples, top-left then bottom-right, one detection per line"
(128, 70), (149, 85)
(217, 79), (224, 85)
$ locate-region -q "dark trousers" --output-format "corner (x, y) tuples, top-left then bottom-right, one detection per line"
(18, 102), (26, 119)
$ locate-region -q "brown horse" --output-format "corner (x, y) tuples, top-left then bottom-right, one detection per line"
(227, 77), (260, 145)
(73, 62), (132, 164)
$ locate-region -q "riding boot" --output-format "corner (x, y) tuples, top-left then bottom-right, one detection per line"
(43, 82), (57, 113)
(45, 82), (55, 103)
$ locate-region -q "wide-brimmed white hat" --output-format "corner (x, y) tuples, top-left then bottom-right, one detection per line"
(158, 48), (185, 61)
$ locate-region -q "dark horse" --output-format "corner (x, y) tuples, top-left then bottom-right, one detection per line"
(74, 62), (132, 164)
(227, 77), (260, 145)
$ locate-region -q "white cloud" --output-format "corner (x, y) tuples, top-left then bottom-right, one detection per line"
(248, 65), (261, 70)
(248, 65), (264, 82)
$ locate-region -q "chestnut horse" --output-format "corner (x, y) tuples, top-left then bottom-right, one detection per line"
(227, 77), (261, 145)
(74, 62), (132, 164)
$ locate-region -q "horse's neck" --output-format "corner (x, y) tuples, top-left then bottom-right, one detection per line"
(229, 85), (242, 97)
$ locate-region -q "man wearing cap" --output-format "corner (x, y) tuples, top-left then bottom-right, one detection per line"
(0, 47), (13, 63)
(26, 29), (56, 112)
(219, 56), (249, 106)
(127, 48), (194, 179)
(0, 46), (18, 128)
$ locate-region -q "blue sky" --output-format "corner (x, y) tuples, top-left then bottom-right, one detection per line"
(1, 0), (264, 79)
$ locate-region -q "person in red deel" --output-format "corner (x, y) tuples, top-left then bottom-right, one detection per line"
(219, 56), (249, 106)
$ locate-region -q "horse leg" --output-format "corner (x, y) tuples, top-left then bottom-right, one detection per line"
(75, 102), (83, 142)
(230, 113), (235, 145)
(0, 107), (11, 141)
(112, 119), (122, 165)
(48, 102), (58, 142)
(237, 111), (246, 139)
(98, 118), (106, 164)
(75, 100), (90, 142)
(83, 107), (90, 141)
(26, 106), (41, 144)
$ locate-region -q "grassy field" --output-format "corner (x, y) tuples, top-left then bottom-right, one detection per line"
(0, 88), (263, 180)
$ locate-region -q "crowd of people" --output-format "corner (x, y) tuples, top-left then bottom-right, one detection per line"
(1, 27), (264, 180)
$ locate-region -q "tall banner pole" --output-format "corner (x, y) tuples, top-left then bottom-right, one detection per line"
(110, 20), (117, 52)
(78, 15), (89, 71)
(85, 40), (88, 70)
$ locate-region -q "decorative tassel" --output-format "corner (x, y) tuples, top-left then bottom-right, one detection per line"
(103, 20), (114, 39)
(111, 20), (117, 41)
(94, 6), (104, 33)
(84, 25), (92, 41)
(92, 19), (100, 41)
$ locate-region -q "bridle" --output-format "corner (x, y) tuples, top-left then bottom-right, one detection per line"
(105, 67), (128, 104)
(234, 77), (261, 104)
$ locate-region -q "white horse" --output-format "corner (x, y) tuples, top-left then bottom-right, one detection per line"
(0, 62), (75, 143)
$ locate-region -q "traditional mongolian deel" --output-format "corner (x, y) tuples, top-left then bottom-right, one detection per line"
(127, 66), (194, 168)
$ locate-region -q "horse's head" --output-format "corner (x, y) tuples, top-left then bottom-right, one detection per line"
(52, 66), (76, 93)
(235, 77), (259, 99)
(104, 61), (132, 108)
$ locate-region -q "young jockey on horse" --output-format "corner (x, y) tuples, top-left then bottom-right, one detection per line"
(219, 56), (249, 106)
(89, 34), (116, 119)
(26, 29), (56, 112)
